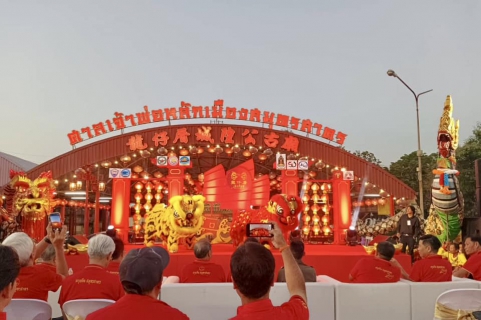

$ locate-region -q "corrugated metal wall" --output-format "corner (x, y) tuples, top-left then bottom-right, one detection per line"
(0, 157), (24, 187)
(27, 124), (416, 199)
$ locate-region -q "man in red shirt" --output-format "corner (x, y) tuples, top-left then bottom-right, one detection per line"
(3, 226), (68, 301)
(36, 244), (57, 272)
(0, 245), (20, 320)
(181, 239), (226, 283)
(349, 241), (401, 283)
(453, 235), (481, 280)
(230, 222), (309, 320)
(86, 246), (188, 320)
(106, 237), (124, 275)
(392, 234), (451, 282)
(59, 234), (124, 310)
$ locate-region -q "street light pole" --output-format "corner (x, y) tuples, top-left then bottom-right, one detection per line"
(387, 69), (432, 217)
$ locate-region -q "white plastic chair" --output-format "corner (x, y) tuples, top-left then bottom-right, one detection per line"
(434, 288), (481, 320)
(316, 275), (341, 283)
(5, 299), (52, 320)
(48, 287), (62, 318)
(62, 299), (115, 320)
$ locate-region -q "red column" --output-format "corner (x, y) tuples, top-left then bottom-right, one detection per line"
(94, 190), (100, 234)
(166, 168), (185, 197)
(281, 170), (298, 195)
(332, 170), (352, 245)
(111, 178), (131, 243)
(83, 180), (90, 236)
(60, 205), (66, 222)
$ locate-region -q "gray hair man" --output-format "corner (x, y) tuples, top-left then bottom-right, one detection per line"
(181, 239), (226, 283)
(2, 225), (68, 301)
(58, 234), (124, 310)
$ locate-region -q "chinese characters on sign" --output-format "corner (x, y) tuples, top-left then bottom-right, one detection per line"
(67, 100), (348, 146)
(125, 128), (303, 154)
(229, 171), (248, 190)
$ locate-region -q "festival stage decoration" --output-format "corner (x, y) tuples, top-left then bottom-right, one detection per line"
(424, 96), (464, 243)
(144, 194), (206, 253)
(0, 170), (55, 242)
(196, 218), (232, 244)
(0, 198), (17, 242)
(355, 206), (425, 238)
(230, 194), (302, 247)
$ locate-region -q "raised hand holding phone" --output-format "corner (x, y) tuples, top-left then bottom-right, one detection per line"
(269, 221), (287, 249)
(46, 222), (67, 248)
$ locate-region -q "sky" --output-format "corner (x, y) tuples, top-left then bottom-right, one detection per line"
(1, 1), (480, 167)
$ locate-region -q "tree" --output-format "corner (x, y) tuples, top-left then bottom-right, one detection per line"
(352, 150), (383, 166)
(456, 123), (481, 217)
(388, 151), (438, 215)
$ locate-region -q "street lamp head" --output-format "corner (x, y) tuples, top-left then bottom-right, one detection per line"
(387, 69), (397, 77)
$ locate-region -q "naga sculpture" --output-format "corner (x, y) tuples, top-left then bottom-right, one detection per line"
(230, 194), (302, 247)
(1, 170), (56, 242)
(144, 194), (206, 253)
(356, 96), (463, 243)
(424, 95), (464, 243)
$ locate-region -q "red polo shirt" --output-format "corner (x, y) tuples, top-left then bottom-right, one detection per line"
(36, 262), (57, 273)
(410, 255), (452, 282)
(59, 264), (124, 307)
(350, 257), (401, 283)
(106, 261), (121, 275)
(86, 294), (189, 320)
(0, 312), (6, 320)
(462, 251), (481, 280)
(13, 264), (63, 301)
(231, 295), (309, 320)
(181, 260), (226, 283)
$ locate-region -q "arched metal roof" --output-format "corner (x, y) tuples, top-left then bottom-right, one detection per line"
(27, 124), (416, 200)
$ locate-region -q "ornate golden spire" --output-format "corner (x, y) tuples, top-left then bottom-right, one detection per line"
(438, 95), (460, 149)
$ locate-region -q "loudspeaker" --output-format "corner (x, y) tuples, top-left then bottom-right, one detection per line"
(476, 159), (481, 189)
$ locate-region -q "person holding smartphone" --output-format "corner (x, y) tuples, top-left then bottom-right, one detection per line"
(229, 221), (309, 319)
(2, 224), (69, 302)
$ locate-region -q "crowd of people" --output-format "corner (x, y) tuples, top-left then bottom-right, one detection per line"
(3, 218), (481, 319)
(0, 222), (310, 319)
(349, 234), (481, 284)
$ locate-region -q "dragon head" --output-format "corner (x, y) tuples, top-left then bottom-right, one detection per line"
(266, 194), (302, 229)
(9, 171), (55, 220)
(437, 95), (460, 160)
(169, 195), (205, 235)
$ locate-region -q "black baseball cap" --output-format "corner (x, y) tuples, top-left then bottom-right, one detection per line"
(119, 247), (170, 292)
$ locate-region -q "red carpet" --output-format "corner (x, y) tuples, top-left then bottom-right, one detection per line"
(66, 244), (412, 283)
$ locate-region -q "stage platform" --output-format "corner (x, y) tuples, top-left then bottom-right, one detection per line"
(65, 244), (412, 282)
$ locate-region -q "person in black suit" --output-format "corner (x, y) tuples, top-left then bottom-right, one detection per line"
(396, 206), (421, 263)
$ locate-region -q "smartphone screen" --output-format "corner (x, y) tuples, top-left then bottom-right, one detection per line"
(246, 223), (274, 237)
(49, 213), (62, 228)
